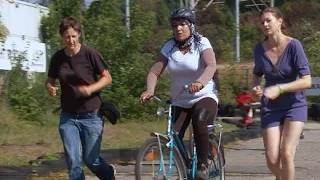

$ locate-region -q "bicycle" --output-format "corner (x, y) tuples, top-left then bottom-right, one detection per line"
(135, 86), (225, 180)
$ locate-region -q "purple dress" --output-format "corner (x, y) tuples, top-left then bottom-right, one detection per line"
(253, 39), (311, 128)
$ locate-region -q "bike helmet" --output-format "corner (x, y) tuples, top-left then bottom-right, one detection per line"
(169, 8), (196, 24)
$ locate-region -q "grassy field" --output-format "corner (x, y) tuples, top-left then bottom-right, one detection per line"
(0, 103), (238, 180)
(26, 119), (238, 180)
(0, 105), (238, 167)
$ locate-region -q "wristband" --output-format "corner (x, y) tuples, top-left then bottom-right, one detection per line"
(278, 85), (285, 94)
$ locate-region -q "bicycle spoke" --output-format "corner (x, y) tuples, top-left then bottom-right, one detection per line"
(135, 138), (187, 180)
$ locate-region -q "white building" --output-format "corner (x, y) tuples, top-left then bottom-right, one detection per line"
(19, 0), (49, 6)
(0, 0), (48, 72)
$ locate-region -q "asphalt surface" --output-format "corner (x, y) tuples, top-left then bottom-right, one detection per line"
(86, 122), (320, 180)
(2, 121), (320, 180)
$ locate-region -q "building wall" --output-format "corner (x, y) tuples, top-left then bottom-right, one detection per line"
(0, 0), (49, 72)
(0, 0), (48, 42)
(19, 0), (49, 6)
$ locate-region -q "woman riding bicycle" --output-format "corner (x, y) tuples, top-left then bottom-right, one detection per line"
(139, 8), (218, 180)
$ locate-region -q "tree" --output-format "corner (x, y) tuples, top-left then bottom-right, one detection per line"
(40, 0), (166, 119)
(84, 1), (165, 119)
(6, 0), (319, 123)
(0, 18), (8, 40)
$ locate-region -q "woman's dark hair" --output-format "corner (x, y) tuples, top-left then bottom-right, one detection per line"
(59, 17), (81, 36)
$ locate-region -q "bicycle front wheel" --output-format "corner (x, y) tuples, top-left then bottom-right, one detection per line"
(208, 137), (225, 180)
(135, 137), (187, 180)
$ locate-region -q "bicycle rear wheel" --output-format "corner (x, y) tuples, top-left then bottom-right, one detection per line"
(208, 137), (225, 180)
(135, 137), (187, 180)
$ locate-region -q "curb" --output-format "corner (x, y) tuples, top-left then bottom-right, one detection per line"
(0, 124), (262, 179)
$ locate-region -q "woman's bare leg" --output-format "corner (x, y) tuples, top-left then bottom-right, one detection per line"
(263, 126), (282, 179)
(280, 121), (304, 180)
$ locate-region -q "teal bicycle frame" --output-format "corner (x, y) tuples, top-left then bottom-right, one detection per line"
(152, 94), (223, 180)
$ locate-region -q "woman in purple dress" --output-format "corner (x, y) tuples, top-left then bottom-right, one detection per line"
(252, 8), (311, 180)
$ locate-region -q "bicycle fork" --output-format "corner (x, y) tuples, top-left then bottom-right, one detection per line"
(154, 133), (176, 179)
(188, 127), (197, 179)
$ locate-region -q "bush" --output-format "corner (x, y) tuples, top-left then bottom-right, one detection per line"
(3, 56), (59, 124)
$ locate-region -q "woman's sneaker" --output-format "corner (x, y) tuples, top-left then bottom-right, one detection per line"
(110, 164), (116, 180)
(196, 163), (209, 180)
(208, 159), (215, 175)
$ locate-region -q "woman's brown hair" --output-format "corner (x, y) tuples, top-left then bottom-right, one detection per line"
(259, 7), (286, 40)
(259, 7), (286, 31)
(59, 17), (81, 36)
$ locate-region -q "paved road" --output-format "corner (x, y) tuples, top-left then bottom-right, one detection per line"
(87, 122), (320, 180)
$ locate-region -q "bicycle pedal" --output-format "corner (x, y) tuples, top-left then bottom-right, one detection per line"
(300, 134), (305, 139)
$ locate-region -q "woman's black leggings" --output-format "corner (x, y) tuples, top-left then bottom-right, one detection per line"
(173, 97), (218, 166)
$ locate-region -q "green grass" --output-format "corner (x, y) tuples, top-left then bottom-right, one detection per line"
(0, 103), (239, 179)
(0, 107), (237, 166)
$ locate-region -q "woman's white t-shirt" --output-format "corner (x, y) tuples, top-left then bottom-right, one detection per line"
(160, 37), (219, 108)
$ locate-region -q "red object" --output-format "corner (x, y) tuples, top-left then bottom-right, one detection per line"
(144, 151), (158, 161)
(236, 92), (253, 106)
(243, 107), (253, 126)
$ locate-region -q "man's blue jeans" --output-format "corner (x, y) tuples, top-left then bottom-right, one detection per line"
(59, 110), (114, 180)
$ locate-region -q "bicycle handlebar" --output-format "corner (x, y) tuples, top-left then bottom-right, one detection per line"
(151, 96), (163, 103)
(151, 85), (189, 104)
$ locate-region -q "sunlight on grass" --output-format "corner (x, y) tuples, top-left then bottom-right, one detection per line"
(0, 102), (241, 180)
(101, 118), (238, 149)
(101, 117), (168, 149)
(0, 104), (62, 166)
(0, 101), (239, 167)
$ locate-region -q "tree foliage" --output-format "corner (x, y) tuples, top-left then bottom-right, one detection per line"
(3, 55), (57, 124)
(2, 0), (320, 123)
(0, 12), (8, 40)
(0, 23), (8, 40)
(39, 0), (169, 120)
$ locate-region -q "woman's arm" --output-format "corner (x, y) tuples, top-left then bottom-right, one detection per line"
(264, 75), (311, 100)
(278, 75), (311, 92)
(139, 54), (168, 103)
(81, 70), (112, 96)
(45, 77), (58, 97)
(252, 74), (262, 88)
(146, 53), (168, 94)
(278, 39), (312, 91)
(277, 40), (312, 92)
(196, 48), (216, 86)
